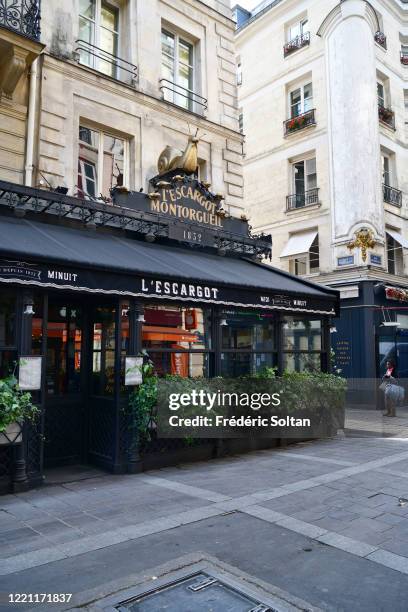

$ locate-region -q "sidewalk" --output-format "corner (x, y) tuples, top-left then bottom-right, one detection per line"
(1, 411), (408, 610)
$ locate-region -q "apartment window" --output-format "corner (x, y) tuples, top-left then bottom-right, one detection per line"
(387, 233), (403, 275)
(377, 81), (386, 107)
(238, 110), (244, 134)
(78, 0), (119, 77)
(382, 153), (391, 186)
(290, 82), (313, 117)
(288, 18), (308, 42)
(77, 125), (127, 200)
(161, 29), (194, 111)
(237, 62), (242, 86)
(294, 157), (316, 195)
(289, 235), (319, 276)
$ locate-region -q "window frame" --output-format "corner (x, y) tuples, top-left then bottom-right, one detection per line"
(287, 17), (308, 42)
(386, 233), (403, 276)
(77, 124), (129, 199)
(161, 27), (196, 112)
(288, 233), (320, 276)
(289, 81), (313, 118)
(78, 0), (120, 76)
(292, 156), (317, 195)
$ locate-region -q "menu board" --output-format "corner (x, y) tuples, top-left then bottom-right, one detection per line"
(19, 356), (43, 391)
(125, 356), (143, 386)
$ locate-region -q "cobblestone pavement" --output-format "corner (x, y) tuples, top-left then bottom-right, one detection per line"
(1, 410), (408, 610)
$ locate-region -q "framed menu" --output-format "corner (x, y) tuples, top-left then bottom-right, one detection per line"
(18, 356), (43, 391)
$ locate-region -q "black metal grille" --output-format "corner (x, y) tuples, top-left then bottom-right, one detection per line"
(374, 31), (387, 49)
(383, 184), (402, 207)
(283, 32), (310, 57)
(284, 109), (316, 135)
(378, 104), (395, 129)
(0, 0), (40, 41)
(286, 187), (319, 211)
(159, 78), (208, 114)
(75, 39), (137, 86)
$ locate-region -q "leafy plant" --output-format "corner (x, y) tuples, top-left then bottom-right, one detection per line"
(126, 361), (158, 448)
(0, 373), (38, 433)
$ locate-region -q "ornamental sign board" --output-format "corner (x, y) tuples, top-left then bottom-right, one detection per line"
(113, 178), (248, 237)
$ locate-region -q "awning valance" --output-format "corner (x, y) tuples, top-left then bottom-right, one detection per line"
(281, 230), (318, 258)
(0, 216), (338, 315)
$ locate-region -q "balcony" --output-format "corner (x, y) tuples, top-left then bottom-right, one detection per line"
(159, 78), (207, 115)
(283, 32), (310, 57)
(0, 0), (40, 41)
(378, 105), (395, 130)
(401, 51), (408, 66)
(284, 109), (316, 136)
(75, 40), (137, 86)
(286, 188), (319, 211)
(374, 31), (387, 49)
(383, 184), (402, 207)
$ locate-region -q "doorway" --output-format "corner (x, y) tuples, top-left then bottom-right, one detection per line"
(43, 300), (86, 467)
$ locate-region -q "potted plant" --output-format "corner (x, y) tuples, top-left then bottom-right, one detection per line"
(0, 372), (38, 445)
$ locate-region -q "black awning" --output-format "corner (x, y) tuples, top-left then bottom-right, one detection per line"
(0, 216), (338, 315)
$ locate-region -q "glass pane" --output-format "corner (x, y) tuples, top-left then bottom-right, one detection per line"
(220, 353), (276, 377)
(283, 352), (321, 373)
(221, 312), (275, 351)
(294, 161), (305, 194)
(303, 83), (313, 111)
(101, 3), (118, 31)
(161, 30), (175, 62)
(78, 17), (95, 66)
(45, 304), (82, 396)
(102, 134), (124, 196)
(0, 350), (16, 379)
(293, 257), (307, 275)
(377, 82), (385, 106)
(290, 88), (301, 117)
(32, 296), (43, 355)
(143, 306), (212, 350)
(147, 351), (211, 378)
(382, 156), (390, 185)
(78, 126), (99, 198)
(79, 0), (95, 19)
(179, 39), (193, 67)
(0, 290), (16, 347)
(92, 307), (116, 396)
(289, 23), (300, 40)
(305, 158), (317, 190)
(283, 317), (322, 351)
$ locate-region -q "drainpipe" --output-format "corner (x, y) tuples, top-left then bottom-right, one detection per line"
(25, 57), (38, 186)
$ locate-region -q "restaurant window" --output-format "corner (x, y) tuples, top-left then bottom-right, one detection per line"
(78, 0), (119, 77)
(387, 233), (403, 275)
(0, 290), (17, 379)
(282, 317), (322, 373)
(142, 305), (213, 377)
(161, 28), (195, 111)
(77, 125), (127, 199)
(92, 306), (116, 396)
(221, 311), (277, 377)
(289, 82), (313, 118)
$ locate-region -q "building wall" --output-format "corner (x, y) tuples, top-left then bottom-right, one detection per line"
(30, 0), (244, 215)
(236, 0), (408, 279)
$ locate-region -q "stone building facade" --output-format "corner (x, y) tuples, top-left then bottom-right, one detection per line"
(235, 0), (408, 386)
(1, 0), (244, 215)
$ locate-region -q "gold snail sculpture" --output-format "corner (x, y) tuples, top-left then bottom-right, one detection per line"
(157, 129), (201, 176)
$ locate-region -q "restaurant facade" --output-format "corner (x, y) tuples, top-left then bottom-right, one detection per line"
(0, 164), (339, 492)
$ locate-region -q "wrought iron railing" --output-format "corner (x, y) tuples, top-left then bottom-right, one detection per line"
(159, 78), (208, 114)
(286, 188), (319, 211)
(401, 51), (408, 65)
(378, 104), (395, 129)
(75, 40), (137, 86)
(0, 0), (40, 41)
(383, 184), (402, 207)
(283, 32), (310, 57)
(284, 108), (316, 135)
(374, 31), (387, 49)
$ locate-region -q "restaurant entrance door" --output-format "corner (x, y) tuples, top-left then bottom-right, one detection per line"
(43, 299), (86, 467)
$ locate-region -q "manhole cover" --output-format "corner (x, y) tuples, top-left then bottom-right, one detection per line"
(116, 572), (274, 612)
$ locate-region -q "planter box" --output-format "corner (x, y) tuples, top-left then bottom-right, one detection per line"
(0, 422), (22, 445)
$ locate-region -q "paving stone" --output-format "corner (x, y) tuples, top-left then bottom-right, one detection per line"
(367, 549), (408, 575)
(317, 532), (378, 557)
